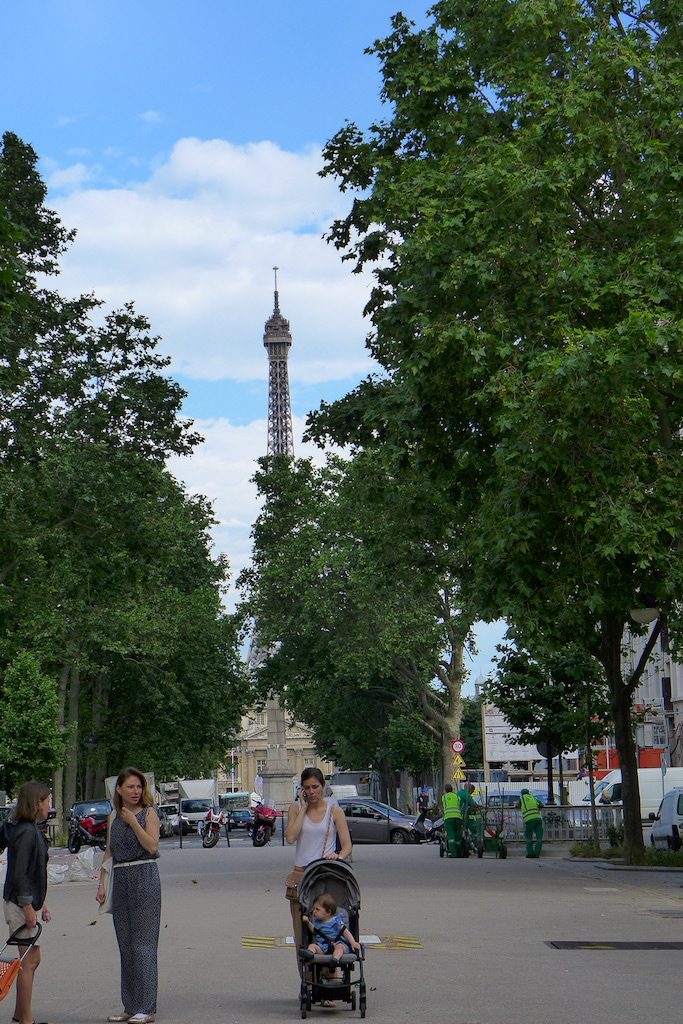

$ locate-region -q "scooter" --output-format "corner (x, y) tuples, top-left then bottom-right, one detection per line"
(67, 812), (107, 853)
(410, 810), (437, 844)
(251, 801), (278, 847)
(201, 806), (226, 848)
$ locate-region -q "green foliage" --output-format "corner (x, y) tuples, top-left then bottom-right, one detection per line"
(488, 641), (611, 754)
(607, 823), (625, 848)
(0, 133), (250, 801)
(0, 651), (66, 793)
(318, 0), (683, 862)
(240, 451), (471, 778)
(460, 696), (483, 769)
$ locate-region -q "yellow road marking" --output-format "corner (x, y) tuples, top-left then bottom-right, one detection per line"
(241, 934), (423, 950)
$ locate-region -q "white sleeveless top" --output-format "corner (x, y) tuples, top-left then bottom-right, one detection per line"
(295, 803), (337, 865)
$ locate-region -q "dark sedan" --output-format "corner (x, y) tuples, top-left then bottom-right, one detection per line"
(228, 808), (254, 831)
(337, 798), (417, 844)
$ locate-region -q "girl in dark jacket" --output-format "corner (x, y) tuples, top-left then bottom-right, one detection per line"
(3, 781), (52, 1024)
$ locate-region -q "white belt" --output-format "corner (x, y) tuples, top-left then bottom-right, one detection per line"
(113, 859), (156, 868)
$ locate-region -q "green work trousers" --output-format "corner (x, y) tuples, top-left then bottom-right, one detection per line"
(524, 818), (543, 858)
(444, 817), (463, 856)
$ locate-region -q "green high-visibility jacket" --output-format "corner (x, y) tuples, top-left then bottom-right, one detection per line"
(520, 793), (542, 822)
(442, 791), (462, 820)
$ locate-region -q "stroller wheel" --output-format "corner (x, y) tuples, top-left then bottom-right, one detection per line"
(350, 991), (357, 1011)
(439, 840), (445, 858)
(300, 993), (307, 1019)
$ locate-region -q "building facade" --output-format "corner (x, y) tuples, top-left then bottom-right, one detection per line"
(218, 710), (335, 798)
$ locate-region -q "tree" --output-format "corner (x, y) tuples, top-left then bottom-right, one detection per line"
(240, 451), (473, 790)
(0, 651), (66, 794)
(0, 134), (249, 815)
(488, 644), (610, 762)
(319, 1), (683, 861)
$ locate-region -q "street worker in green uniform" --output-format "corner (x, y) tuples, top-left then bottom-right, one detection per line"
(441, 784), (463, 856)
(457, 782), (479, 850)
(457, 782), (478, 815)
(517, 788), (544, 858)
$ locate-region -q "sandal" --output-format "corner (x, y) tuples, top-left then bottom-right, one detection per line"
(320, 1001), (336, 1008)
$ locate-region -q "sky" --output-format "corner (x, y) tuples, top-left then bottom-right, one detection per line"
(1, 1), (506, 688)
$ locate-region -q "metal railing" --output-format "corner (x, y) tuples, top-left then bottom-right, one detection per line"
(476, 804), (623, 843)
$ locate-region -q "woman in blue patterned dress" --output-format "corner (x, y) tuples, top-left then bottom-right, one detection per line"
(96, 768), (160, 1024)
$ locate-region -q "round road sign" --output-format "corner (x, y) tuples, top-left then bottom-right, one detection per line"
(451, 739), (465, 753)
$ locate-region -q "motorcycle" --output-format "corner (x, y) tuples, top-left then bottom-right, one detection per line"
(251, 800), (278, 847)
(201, 806), (226, 849)
(67, 812), (108, 853)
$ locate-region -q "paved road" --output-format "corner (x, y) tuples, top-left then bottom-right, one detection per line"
(27, 838), (683, 1024)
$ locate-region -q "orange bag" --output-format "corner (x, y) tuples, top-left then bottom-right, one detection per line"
(0, 957), (21, 1002)
(0, 922), (42, 1002)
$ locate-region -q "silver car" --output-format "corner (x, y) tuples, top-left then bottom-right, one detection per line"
(337, 798), (417, 844)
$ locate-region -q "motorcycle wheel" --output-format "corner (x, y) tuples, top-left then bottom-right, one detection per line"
(68, 836), (81, 854)
(202, 828), (220, 849)
(252, 827), (268, 847)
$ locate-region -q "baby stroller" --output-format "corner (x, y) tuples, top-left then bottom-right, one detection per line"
(296, 858), (367, 1018)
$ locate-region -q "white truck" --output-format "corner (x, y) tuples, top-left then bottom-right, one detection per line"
(177, 779), (218, 832)
(583, 767), (683, 821)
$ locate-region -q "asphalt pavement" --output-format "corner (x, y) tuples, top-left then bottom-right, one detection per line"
(20, 832), (683, 1024)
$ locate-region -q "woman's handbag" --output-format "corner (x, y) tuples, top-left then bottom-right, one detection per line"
(98, 810), (115, 915)
(99, 858), (113, 915)
(285, 866), (304, 901)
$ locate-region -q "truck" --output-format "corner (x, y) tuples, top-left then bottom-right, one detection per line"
(177, 779), (218, 832)
(582, 767), (683, 821)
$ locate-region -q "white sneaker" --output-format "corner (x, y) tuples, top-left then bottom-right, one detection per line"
(128, 1015), (155, 1023)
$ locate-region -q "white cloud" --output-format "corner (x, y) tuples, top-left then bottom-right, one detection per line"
(51, 137), (374, 384)
(140, 110), (163, 123)
(47, 162), (96, 191)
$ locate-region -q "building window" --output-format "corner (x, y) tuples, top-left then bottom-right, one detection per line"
(256, 758), (266, 774)
(304, 757), (315, 767)
(255, 713), (266, 727)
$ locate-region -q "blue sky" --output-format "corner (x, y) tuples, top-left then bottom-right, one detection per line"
(1, 1), (505, 685)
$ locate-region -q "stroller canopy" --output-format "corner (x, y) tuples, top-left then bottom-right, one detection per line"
(298, 858), (361, 915)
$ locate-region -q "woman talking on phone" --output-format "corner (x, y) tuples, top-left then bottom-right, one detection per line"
(285, 767), (352, 968)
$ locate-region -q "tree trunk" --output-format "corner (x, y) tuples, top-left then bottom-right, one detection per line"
(601, 617), (644, 863)
(63, 665), (81, 817)
(85, 671), (108, 799)
(53, 664), (71, 831)
(399, 770), (413, 814)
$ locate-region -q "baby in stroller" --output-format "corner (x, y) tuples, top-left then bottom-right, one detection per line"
(297, 859), (367, 1018)
(303, 892), (360, 962)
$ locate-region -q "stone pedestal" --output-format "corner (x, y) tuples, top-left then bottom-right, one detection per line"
(260, 694), (294, 811)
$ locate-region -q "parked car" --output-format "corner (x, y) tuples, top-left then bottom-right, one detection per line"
(157, 807), (174, 838)
(227, 808), (254, 831)
(649, 788), (683, 851)
(337, 798), (417, 844)
(158, 803), (189, 836)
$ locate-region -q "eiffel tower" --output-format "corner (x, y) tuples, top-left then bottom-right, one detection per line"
(247, 268), (295, 810)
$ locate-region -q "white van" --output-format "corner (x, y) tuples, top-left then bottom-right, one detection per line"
(649, 788), (683, 850)
(583, 767), (683, 820)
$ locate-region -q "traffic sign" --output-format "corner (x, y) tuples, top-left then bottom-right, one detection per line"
(452, 753), (465, 767)
(452, 768), (466, 781)
(451, 739), (465, 753)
